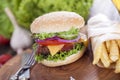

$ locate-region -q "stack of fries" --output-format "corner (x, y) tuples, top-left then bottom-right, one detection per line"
(87, 9), (120, 73)
(93, 40), (120, 73)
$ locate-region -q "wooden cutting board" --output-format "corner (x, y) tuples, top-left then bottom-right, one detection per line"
(0, 49), (120, 80)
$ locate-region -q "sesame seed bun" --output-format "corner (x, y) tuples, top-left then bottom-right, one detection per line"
(30, 11), (85, 33)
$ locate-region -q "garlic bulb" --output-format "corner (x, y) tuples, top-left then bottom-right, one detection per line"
(5, 7), (32, 54)
(10, 26), (32, 54)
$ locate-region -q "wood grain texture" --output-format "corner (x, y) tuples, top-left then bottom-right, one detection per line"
(30, 49), (120, 80)
(0, 49), (120, 80)
(0, 54), (21, 80)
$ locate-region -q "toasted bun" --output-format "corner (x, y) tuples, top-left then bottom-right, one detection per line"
(39, 48), (85, 67)
(30, 11), (85, 33)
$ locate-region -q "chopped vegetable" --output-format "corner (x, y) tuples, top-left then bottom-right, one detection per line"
(37, 39), (67, 46)
(33, 28), (79, 40)
(36, 36), (81, 46)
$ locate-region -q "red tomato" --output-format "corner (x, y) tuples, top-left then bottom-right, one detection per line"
(0, 54), (12, 64)
(0, 35), (10, 45)
(37, 40), (67, 46)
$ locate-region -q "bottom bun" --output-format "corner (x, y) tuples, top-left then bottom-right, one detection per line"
(39, 48), (86, 67)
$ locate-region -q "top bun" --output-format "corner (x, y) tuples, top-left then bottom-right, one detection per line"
(30, 11), (85, 33)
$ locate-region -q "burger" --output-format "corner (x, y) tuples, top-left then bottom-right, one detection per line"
(30, 11), (88, 67)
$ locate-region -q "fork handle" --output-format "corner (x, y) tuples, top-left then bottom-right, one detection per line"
(10, 66), (30, 80)
(17, 66), (30, 76)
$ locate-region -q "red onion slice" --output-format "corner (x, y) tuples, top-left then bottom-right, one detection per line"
(35, 35), (80, 43)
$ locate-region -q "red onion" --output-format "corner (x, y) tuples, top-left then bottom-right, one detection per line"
(35, 35), (80, 43)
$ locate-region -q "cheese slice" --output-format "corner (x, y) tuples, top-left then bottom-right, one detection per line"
(47, 44), (64, 56)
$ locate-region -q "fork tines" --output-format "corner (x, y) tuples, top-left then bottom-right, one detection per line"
(25, 51), (35, 66)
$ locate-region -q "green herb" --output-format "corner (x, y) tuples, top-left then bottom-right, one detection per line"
(35, 42), (84, 62)
(32, 27), (79, 40)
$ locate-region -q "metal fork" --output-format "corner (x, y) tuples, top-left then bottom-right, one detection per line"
(10, 51), (35, 80)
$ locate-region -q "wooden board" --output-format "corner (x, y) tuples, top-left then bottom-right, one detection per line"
(30, 49), (120, 80)
(0, 49), (120, 80)
(0, 54), (21, 80)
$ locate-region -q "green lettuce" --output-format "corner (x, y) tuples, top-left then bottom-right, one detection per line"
(0, 0), (13, 38)
(0, 0), (93, 38)
(35, 42), (84, 62)
(32, 27), (79, 40)
(10, 0), (93, 29)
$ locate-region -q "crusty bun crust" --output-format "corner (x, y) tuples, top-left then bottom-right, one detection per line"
(39, 48), (85, 67)
(30, 11), (85, 33)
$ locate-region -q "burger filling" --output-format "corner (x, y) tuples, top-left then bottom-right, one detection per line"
(32, 28), (87, 62)
(32, 27), (79, 40)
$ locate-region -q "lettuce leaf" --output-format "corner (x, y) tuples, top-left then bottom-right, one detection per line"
(0, 0), (13, 38)
(32, 27), (79, 40)
(0, 0), (93, 38)
(11, 0), (93, 29)
(35, 42), (84, 62)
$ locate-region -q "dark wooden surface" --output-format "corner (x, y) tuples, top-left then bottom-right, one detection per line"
(0, 49), (120, 80)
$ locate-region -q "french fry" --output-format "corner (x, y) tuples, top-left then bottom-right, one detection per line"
(93, 44), (102, 64)
(115, 58), (120, 73)
(105, 40), (113, 63)
(116, 40), (120, 48)
(115, 40), (120, 73)
(101, 43), (111, 68)
(112, 0), (120, 12)
(105, 40), (111, 53)
(109, 40), (119, 62)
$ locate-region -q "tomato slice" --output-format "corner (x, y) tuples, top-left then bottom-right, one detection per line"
(37, 39), (67, 46)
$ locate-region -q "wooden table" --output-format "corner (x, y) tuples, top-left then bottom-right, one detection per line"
(0, 48), (120, 80)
